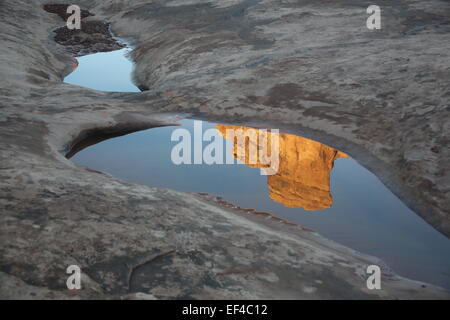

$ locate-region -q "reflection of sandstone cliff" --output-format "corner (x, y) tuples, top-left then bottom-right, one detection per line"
(217, 125), (348, 211)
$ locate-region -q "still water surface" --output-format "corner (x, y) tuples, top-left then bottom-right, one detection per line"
(65, 48), (139, 92)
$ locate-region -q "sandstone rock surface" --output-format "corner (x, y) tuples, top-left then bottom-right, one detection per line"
(0, 0), (449, 299)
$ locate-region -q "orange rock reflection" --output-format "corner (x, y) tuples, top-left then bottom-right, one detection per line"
(216, 125), (348, 211)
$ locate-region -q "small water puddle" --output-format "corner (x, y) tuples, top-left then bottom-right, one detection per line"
(65, 49), (450, 290)
(65, 48), (139, 92)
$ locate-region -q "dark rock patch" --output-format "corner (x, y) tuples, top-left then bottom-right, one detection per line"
(44, 4), (125, 56)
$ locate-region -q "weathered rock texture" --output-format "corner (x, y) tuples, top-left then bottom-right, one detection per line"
(217, 125), (348, 210)
(0, 0), (449, 299)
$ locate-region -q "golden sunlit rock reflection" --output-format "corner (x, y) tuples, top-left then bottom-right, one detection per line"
(216, 125), (348, 211)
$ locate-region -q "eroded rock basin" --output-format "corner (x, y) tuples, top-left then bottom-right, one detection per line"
(70, 119), (450, 290)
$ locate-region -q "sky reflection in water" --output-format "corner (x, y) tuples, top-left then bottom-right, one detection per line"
(64, 48), (139, 92)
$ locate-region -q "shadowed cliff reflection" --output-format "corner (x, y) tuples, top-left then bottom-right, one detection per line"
(216, 125), (348, 210)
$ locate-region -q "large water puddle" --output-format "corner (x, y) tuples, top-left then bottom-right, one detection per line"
(70, 120), (450, 289)
(65, 49), (450, 290)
